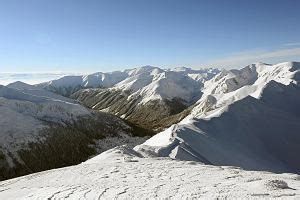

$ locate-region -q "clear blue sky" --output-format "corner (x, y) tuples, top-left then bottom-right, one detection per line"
(0, 0), (300, 72)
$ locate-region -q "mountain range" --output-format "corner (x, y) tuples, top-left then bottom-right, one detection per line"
(0, 61), (300, 198)
(42, 66), (219, 131)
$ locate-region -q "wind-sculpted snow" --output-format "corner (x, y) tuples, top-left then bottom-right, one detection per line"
(0, 146), (299, 199)
(135, 61), (300, 173)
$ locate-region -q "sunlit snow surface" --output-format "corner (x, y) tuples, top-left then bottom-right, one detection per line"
(0, 146), (299, 199)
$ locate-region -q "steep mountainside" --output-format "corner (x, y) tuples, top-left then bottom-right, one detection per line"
(135, 62), (300, 173)
(0, 82), (146, 180)
(71, 66), (219, 131)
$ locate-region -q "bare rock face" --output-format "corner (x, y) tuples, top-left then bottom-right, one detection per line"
(265, 180), (290, 190)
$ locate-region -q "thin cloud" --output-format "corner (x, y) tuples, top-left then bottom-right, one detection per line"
(0, 72), (69, 85)
(282, 42), (300, 46)
(206, 47), (300, 68)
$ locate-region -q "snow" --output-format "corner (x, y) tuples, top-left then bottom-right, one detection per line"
(1, 62), (300, 199)
(114, 66), (219, 104)
(189, 61), (300, 118)
(41, 65), (219, 105)
(135, 61), (300, 173)
(171, 67), (220, 83)
(40, 71), (128, 93)
(143, 125), (176, 147)
(0, 82), (91, 165)
(0, 84), (90, 123)
(0, 146), (299, 199)
(7, 81), (76, 103)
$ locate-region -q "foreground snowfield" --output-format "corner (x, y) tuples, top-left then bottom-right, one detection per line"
(0, 146), (299, 199)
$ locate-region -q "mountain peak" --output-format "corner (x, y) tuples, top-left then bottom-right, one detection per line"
(7, 81), (36, 90)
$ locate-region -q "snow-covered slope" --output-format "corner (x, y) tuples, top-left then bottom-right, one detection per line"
(7, 81), (76, 103)
(111, 66), (219, 104)
(0, 82), (144, 180)
(39, 71), (128, 96)
(114, 66), (210, 104)
(0, 83), (90, 135)
(0, 146), (299, 199)
(135, 61), (300, 173)
(189, 61), (299, 118)
(0, 83), (89, 175)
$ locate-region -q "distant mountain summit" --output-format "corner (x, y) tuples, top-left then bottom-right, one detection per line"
(38, 71), (128, 96)
(38, 66), (219, 98)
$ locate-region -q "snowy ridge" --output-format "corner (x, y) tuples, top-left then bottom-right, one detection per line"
(114, 66), (209, 104)
(93, 66), (220, 105)
(39, 71), (128, 96)
(189, 61), (300, 119)
(42, 66), (219, 104)
(1, 82), (90, 124)
(7, 81), (75, 103)
(0, 146), (299, 199)
(135, 61), (300, 173)
(45, 71), (128, 88)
